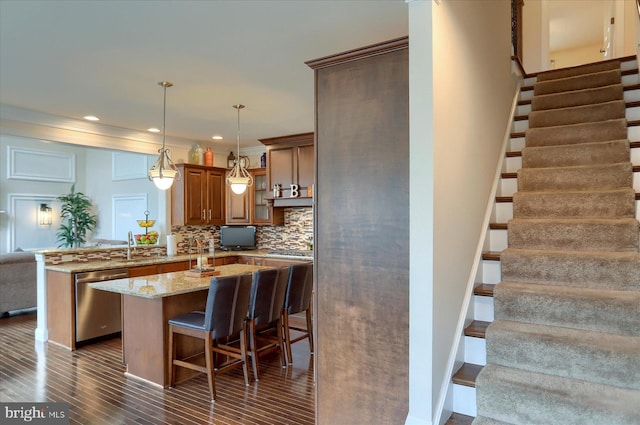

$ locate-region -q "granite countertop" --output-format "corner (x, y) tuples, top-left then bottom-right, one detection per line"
(88, 263), (270, 299)
(44, 249), (312, 273)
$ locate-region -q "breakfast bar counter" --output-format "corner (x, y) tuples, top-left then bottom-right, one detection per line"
(90, 263), (269, 387)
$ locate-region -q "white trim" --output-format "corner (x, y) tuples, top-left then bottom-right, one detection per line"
(433, 82), (523, 425)
(7, 193), (58, 252)
(112, 152), (148, 181)
(112, 194), (148, 241)
(7, 146), (75, 182)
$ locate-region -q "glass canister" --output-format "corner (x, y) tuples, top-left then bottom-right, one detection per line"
(204, 147), (214, 167)
(195, 145), (204, 165)
(189, 144), (200, 164)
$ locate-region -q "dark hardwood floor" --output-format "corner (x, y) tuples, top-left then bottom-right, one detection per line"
(0, 312), (315, 424)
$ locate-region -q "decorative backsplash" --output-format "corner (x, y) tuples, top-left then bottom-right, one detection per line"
(171, 206), (313, 254)
(40, 207), (312, 265)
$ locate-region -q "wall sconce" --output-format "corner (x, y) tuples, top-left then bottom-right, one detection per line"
(39, 204), (52, 226)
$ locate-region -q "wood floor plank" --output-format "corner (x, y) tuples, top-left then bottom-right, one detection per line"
(0, 312), (315, 424)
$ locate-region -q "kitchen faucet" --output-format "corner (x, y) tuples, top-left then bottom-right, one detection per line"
(127, 231), (135, 260)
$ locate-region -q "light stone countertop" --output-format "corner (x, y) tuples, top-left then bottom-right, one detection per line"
(45, 249), (312, 273)
(88, 263), (270, 299)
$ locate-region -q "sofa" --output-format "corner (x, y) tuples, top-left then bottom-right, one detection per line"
(0, 251), (37, 315)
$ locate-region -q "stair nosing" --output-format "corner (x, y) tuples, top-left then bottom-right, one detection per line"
(474, 283), (495, 297)
(464, 320), (491, 339)
(452, 363), (483, 388)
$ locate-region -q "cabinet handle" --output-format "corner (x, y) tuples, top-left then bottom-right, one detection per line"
(208, 209), (212, 220)
(202, 209), (206, 220)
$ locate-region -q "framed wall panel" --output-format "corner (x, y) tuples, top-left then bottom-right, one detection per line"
(7, 146), (75, 182)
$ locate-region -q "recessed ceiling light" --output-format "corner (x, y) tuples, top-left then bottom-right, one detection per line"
(212, 135), (223, 140)
(83, 115), (99, 121)
(148, 128), (160, 133)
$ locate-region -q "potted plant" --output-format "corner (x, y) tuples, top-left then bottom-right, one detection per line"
(56, 184), (98, 248)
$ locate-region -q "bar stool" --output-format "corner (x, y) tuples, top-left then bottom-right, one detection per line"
(246, 267), (288, 381)
(281, 262), (314, 364)
(167, 273), (253, 401)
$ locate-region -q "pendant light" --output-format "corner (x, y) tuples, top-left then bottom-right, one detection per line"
(226, 104), (253, 194)
(148, 81), (181, 190)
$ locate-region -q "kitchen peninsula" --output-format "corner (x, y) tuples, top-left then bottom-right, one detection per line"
(36, 248), (312, 387)
(90, 263), (268, 387)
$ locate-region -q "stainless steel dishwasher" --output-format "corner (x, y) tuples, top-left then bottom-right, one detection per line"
(75, 268), (128, 344)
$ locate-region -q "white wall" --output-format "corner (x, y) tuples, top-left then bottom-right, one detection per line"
(407, 1), (515, 424)
(550, 42), (604, 68)
(0, 134), (162, 252)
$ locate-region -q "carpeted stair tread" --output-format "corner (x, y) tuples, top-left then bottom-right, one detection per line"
(512, 188), (636, 218)
(524, 118), (628, 148)
(475, 364), (640, 425)
(500, 248), (640, 290)
(531, 83), (623, 111)
(533, 68), (621, 96)
(485, 320), (640, 390)
(521, 139), (630, 168)
(528, 100), (625, 128)
(507, 217), (640, 251)
(472, 417), (513, 425)
(493, 281), (640, 336)
(535, 60), (621, 82)
(517, 162), (632, 192)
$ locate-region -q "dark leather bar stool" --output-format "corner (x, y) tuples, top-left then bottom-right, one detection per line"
(246, 267), (288, 381)
(281, 262), (314, 364)
(167, 273), (253, 401)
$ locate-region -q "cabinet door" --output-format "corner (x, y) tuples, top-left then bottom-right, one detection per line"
(297, 144), (314, 190)
(184, 168), (207, 225)
(226, 181), (250, 223)
(252, 170), (270, 224)
(206, 169), (226, 225)
(268, 146), (294, 197)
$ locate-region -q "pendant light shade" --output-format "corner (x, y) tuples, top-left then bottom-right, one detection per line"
(226, 104), (253, 194)
(148, 81), (181, 190)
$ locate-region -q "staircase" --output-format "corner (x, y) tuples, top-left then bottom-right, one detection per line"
(447, 57), (640, 425)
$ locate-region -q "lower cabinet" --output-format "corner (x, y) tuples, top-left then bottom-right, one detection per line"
(128, 261), (189, 277)
(237, 256), (311, 267)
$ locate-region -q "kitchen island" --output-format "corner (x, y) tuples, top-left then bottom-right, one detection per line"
(89, 263), (269, 387)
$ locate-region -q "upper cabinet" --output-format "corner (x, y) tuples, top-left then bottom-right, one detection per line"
(226, 168), (284, 225)
(259, 132), (314, 207)
(171, 164), (225, 226)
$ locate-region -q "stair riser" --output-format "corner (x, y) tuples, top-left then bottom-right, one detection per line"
(513, 189), (636, 218)
(517, 164), (632, 192)
(485, 321), (640, 390)
(500, 250), (640, 290)
(533, 69), (621, 96)
(507, 219), (640, 251)
(521, 140), (630, 169)
(476, 365), (640, 425)
(528, 100), (625, 128)
(531, 84), (623, 112)
(525, 118), (627, 148)
(494, 284), (640, 336)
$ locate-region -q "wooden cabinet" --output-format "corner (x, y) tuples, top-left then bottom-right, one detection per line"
(237, 255), (310, 267)
(128, 261), (189, 277)
(171, 164), (225, 226)
(226, 168), (284, 225)
(259, 132), (314, 207)
(307, 37), (409, 424)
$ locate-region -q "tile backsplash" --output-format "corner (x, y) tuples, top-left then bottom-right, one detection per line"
(171, 207), (313, 254)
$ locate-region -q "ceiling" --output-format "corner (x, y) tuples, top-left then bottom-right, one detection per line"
(0, 1), (609, 152)
(0, 1), (408, 151)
